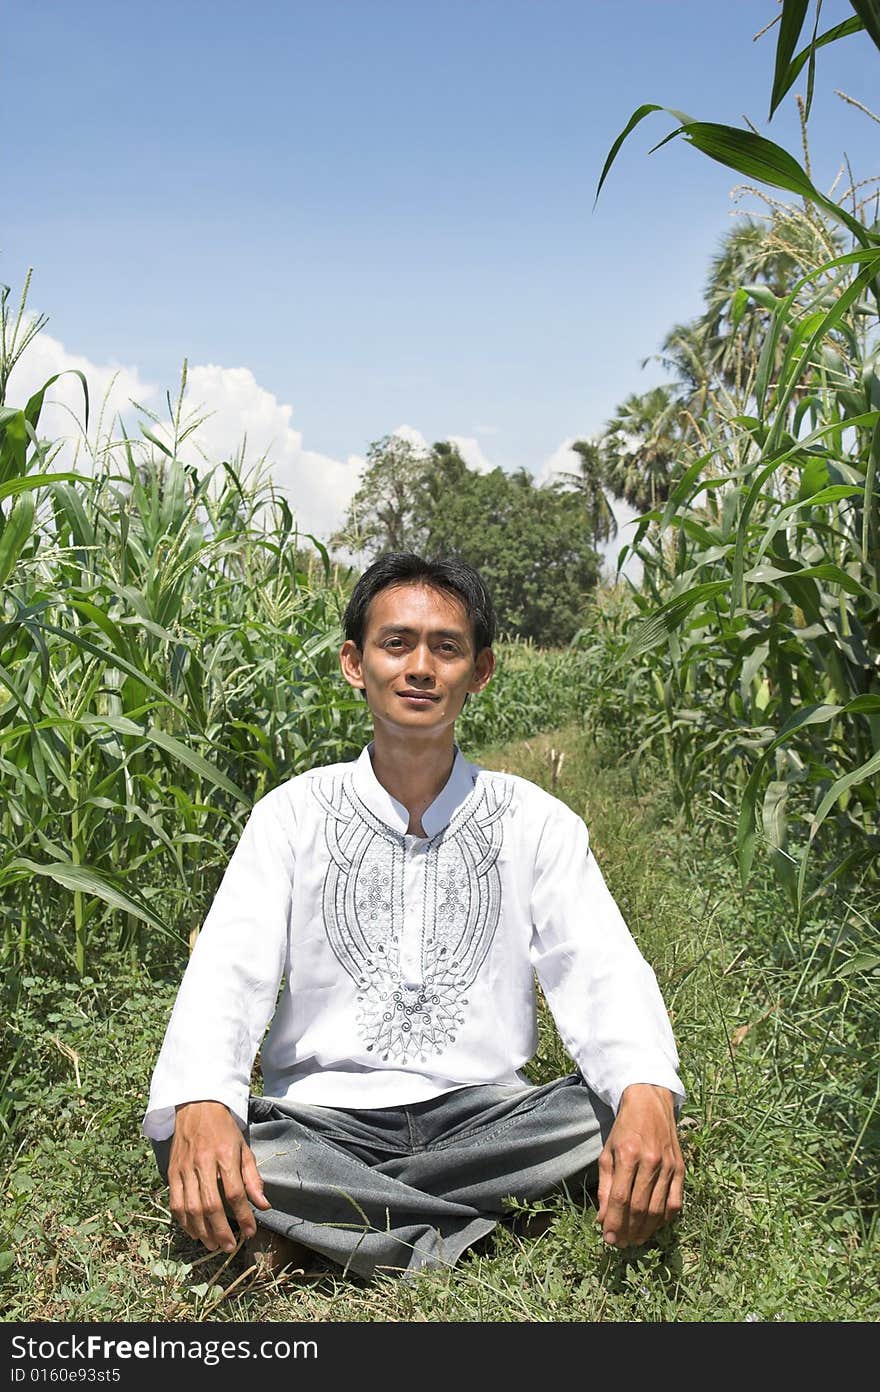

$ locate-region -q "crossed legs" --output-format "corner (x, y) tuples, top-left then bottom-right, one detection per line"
(153, 1073), (613, 1280)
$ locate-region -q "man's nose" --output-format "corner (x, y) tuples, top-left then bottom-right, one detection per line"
(406, 642), (436, 683)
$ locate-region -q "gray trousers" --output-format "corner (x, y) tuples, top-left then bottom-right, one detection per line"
(153, 1072), (613, 1280)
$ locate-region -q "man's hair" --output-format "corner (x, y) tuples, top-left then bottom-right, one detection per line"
(342, 552), (496, 653)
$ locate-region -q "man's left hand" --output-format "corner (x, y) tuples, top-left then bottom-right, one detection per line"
(595, 1083), (684, 1248)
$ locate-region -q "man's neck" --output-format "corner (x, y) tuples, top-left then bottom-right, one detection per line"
(368, 728), (457, 836)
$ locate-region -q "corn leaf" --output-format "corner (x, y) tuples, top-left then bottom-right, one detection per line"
(0, 495), (35, 586)
(797, 745), (880, 909)
(769, 15), (865, 118)
(145, 727), (248, 804)
(770, 0), (810, 119)
(594, 103), (694, 205)
(6, 857), (177, 941)
(850, 0), (880, 51)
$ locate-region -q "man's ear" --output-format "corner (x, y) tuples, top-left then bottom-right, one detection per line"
(469, 646), (495, 694)
(339, 639), (366, 693)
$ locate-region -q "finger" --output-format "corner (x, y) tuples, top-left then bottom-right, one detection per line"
(641, 1148), (684, 1237)
(167, 1164), (187, 1239)
(595, 1145), (614, 1225)
(241, 1145), (271, 1210)
(179, 1165), (216, 1250)
(631, 1164), (672, 1246)
(665, 1159), (685, 1223)
(626, 1153), (664, 1245)
(218, 1158), (260, 1242)
(196, 1163), (238, 1254)
(633, 1146), (686, 1245)
(602, 1160), (637, 1247)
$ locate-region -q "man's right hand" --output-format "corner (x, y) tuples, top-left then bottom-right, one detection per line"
(168, 1100), (271, 1253)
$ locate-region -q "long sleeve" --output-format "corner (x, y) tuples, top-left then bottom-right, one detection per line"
(529, 800), (684, 1115)
(141, 792), (295, 1141)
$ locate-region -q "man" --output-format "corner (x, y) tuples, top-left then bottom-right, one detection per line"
(143, 552), (684, 1279)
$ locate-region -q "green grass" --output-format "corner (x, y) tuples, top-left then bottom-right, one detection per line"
(2, 722), (877, 1322)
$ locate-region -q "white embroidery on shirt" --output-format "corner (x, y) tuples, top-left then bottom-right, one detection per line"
(312, 774), (512, 1063)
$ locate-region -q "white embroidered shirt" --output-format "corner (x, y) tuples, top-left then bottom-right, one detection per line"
(142, 742), (684, 1140)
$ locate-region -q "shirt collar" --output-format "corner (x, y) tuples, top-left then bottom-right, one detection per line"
(351, 741), (476, 838)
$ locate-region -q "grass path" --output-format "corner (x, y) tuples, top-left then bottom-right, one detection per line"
(2, 723), (877, 1321)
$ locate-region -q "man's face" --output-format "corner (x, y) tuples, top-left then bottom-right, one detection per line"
(339, 582), (494, 737)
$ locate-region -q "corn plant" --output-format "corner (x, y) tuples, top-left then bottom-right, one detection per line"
(586, 1), (880, 921)
(0, 278), (372, 974)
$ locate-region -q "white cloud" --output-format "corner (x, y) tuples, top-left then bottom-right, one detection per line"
(536, 435), (581, 487)
(388, 424), (496, 475)
(389, 423), (430, 452)
(175, 364), (361, 541)
(447, 435), (496, 475)
(7, 337), (644, 581)
(7, 329), (154, 454)
(5, 332), (360, 543)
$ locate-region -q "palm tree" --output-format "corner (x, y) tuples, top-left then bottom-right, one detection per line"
(700, 213), (840, 391)
(655, 320), (715, 449)
(601, 386), (682, 512)
(551, 438), (618, 546)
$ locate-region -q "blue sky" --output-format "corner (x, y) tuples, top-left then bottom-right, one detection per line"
(4, 1), (878, 553)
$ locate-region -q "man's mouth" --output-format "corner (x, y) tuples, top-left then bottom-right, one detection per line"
(397, 692), (440, 704)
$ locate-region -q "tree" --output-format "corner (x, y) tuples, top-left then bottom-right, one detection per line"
(700, 212), (841, 391)
(332, 434), (431, 559)
(601, 386), (683, 512)
(550, 438), (618, 546)
(415, 439), (470, 522)
(331, 435), (601, 643)
(598, 210), (847, 524)
(421, 458), (601, 645)
(654, 320), (715, 451)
